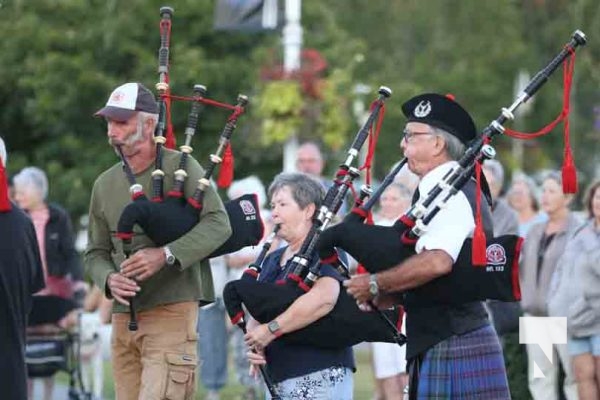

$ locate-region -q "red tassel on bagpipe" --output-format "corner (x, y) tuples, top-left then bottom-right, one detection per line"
(561, 51), (577, 193)
(562, 147), (577, 193)
(0, 156), (11, 212)
(504, 48), (578, 194)
(217, 143), (234, 189)
(472, 160), (487, 267)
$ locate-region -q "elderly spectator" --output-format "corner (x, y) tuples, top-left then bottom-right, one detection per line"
(482, 159), (519, 236)
(508, 173), (547, 237)
(13, 166), (84, 400)
(295, 141), (349, 215)
(548, 180), (600, 400)
(371, 182), (412, 400)
(295, 141), (325, 178)
(520, 171), (581, 400)
(391, 161), (420, 195)
(13, 167), (84, 299)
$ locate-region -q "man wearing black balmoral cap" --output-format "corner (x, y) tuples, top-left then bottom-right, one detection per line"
(345, 93), (510, 399)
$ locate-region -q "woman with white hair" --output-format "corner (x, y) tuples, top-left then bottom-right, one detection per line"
(14, 166), (83, 400)
(13, 167), (83, 298)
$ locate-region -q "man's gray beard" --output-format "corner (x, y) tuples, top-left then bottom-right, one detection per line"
(108, 122), (145, 147)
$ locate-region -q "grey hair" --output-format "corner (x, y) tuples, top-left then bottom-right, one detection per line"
(431, 127), (465, 160)
(227, 175), (267, 207)
(14, 167), (49, 200)
(138, 111), (159, 129)
(268, 172), (324, 210)
(0, 137), (6, 166)
(510, 172), (540, 211)
(542, 170), (562, 186)
(386, 182), (413, 200)
(483, 159), (505, 185)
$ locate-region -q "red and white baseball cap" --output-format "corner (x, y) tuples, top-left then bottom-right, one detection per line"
(94, 82), (158, 121)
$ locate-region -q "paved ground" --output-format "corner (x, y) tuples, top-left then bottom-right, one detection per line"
(30, 380), (68, 399)
(31, 380), (96, 399)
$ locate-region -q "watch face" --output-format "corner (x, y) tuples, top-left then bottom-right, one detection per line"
(369, 281), (378, 296)
(268, 320), (280, 333)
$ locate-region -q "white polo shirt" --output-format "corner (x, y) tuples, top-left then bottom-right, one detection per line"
(414, 161), (475, 261)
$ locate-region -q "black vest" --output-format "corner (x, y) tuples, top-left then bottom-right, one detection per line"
(404, 177), (493, 359)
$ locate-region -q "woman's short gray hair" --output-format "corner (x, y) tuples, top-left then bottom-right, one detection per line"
(432, 127), (465, 160)
(14, 167), (49, 200)
(268, 172), (324, 210)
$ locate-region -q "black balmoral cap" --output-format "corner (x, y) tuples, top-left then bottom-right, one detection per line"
(401, 93), (477, 145)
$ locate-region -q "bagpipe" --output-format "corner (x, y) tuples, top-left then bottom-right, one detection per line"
(317, 30), (587, 307)
(224, 86), (408, 351)
(115, 7), (263, 331)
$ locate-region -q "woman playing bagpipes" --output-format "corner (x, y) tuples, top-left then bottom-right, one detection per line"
(244, 173), (355, 400)
(84, 82), (231, 400)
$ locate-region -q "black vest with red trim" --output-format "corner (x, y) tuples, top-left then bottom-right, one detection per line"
(404, 177), (494, 360)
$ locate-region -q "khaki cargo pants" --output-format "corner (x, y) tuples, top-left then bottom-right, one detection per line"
(111, 302), (198, 400)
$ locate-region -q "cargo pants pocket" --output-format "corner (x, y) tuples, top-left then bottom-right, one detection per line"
(163, 352), (197, 400)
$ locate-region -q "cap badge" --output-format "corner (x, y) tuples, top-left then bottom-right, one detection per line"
(414, 100), (432, 118)
(111, 91), (125, 104)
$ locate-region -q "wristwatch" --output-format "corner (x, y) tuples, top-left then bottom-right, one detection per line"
(164, 246), (176, 266)
(369, 274), (379, 297)
(267, 320), (282, 337)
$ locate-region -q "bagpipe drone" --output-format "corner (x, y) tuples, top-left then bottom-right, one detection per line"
(223, 86), (408, 352)
(317, 30), (587, 307)
(112, 7), (264, 331)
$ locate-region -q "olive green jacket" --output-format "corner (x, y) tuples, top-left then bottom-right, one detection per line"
(84, 149), (231, 313)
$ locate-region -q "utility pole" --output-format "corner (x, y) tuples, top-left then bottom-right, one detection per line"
(282, 0), (303, 172)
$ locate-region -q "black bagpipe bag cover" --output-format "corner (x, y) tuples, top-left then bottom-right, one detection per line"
(318, 220), (522, 304)
(117, 193), (264, 257)
(223, 279), (402, 349)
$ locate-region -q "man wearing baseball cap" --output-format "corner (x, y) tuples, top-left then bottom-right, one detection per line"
(345, 93), (510, 399)
(85, 83), (231, 400)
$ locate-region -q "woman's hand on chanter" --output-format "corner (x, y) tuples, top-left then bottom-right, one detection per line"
(244, 323), (276, 350)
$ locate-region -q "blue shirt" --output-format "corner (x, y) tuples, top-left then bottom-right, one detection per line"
(258, 247), (355, 383)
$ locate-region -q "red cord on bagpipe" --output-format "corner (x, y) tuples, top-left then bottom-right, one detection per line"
(160, 93), (246, 189)
(504, 48), (577, 193)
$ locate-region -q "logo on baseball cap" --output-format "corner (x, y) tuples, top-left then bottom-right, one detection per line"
(94, 82), (158, 121)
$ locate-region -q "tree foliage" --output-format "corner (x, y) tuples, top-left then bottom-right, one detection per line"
(1, 0), (599, 220)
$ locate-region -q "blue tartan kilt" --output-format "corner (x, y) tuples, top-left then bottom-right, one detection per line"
(416, 324), (510, 399)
